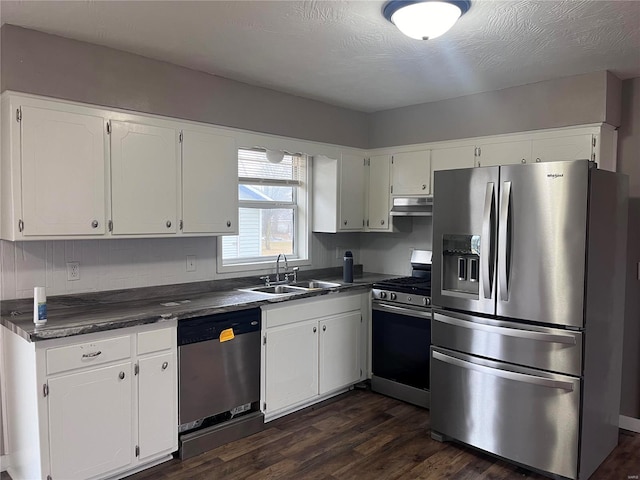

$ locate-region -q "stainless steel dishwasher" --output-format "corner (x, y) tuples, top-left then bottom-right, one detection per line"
(177, 307), (264, 459)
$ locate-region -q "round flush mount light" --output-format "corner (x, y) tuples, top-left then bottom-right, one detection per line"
(383, 0), (471, 40)
(265, 149), (285, 164)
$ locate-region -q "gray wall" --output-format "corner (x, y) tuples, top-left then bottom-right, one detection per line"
(0, 25), (369, 149)
(617, 77), (640, 419)
(369, 71), (621, 148)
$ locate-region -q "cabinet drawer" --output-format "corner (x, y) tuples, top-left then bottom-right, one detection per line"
(47, 335), (131, 375)
(138, 328), (173, 355)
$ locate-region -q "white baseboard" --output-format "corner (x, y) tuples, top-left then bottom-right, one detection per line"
(620, 414), (640, 433)
(0, 454), (9, 472)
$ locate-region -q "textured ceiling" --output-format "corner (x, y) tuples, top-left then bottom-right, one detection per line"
(1, 0), (639, 113)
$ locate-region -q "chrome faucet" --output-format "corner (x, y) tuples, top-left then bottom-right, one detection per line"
(275, 253), (288, 282)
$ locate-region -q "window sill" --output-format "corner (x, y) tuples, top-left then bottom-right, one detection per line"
(216, 257), (312, 275)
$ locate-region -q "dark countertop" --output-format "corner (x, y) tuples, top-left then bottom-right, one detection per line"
(0, 267), (397, 343)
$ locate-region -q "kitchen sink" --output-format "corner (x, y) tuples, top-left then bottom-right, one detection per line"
(240, 285), (310, 295)
(238, 280), (341, 295)
(291, 280), (341, 289)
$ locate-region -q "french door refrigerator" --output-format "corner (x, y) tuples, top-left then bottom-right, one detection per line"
(430, 159), (628, 480)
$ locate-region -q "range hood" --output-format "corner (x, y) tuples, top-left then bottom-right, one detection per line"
(390, 196), (433, 216)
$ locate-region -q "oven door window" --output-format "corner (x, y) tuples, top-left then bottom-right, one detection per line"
(372, 306), (431, 390)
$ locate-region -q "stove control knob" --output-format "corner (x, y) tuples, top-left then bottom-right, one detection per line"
(379, 291), (387, 299)
(390, 293), (397, 301)
(426, 298), (431, 306)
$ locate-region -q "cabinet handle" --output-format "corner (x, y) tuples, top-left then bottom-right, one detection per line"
(323, 325), (326, 332)
(119, 371), (125, 380)
(227, 220), (231, 228)
(421, 184), (426, 190)
(82, 351), (102, 358)
(521, 158), (526, 164)
(380, 220), (385, 225)
(313, 327), (317, 333)
(166, 220), (172, 228)
(162, 361), (169, 371)
(91, 220), (99, 229)
(536, 157), (541, 162)
(343, 220), (348, 226)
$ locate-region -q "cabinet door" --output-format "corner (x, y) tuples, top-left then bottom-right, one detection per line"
(48, 362), (133, 480)
(431, 146), (476, 196)
(265, 320), (318, 412)
(20, 106), (106, 236)
(319, 311), (362, 394)
(339, 154), (365, 231)
(391, 150), (431, 195)
(182, 129), (238, 234)
(138, 352), (177, 461)
(367, 155), (391, 231)
(531, 134), (593, 163)
(476, 141), (531, 167)
(110, 121), (178, 235)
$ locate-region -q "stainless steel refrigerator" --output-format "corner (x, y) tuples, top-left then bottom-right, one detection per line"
(430, 160), (628, 480)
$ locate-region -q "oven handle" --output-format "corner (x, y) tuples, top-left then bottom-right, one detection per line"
(372, 302), (431, 320)
(432, 350), (575, 391)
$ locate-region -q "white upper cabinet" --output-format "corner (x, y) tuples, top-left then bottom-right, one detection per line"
(181, 129), (238, 234)
(110, 120), (179, 235)
(366, 155), (391, 231)
(531, 134), (594, 163)
(312, 154), (365, 233)
(475, 140), (531, 167)
(430, 145), (476, 195)
(19, 106), (107, 236)
(391, 150), (431, 195)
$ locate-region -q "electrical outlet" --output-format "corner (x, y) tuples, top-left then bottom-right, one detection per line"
(66, 262), (80, 281)
(186, 255), (196, 272)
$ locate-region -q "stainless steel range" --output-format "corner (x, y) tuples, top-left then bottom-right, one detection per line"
(371, 249), (432, 408)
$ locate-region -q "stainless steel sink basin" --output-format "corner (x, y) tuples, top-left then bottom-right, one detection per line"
(240, 285), (310, 295)
(291, 280), (341, 289)
(238, 280), (341, 295)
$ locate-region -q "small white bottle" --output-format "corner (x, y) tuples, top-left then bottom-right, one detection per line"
(33, 286), (47, 326)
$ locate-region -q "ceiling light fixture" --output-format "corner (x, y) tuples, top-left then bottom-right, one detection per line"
(383, 0), (471, 41)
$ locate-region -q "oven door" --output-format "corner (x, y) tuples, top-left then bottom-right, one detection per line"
(372, 302), (431, 391)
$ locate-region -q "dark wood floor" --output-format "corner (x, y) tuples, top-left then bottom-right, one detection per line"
(126, 389), (639, 480)
(2, 389), (639, 479)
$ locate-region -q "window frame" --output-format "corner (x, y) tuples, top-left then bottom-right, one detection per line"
(216, 149), (311, 274)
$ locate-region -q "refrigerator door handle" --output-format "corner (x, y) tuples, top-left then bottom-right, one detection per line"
(432, 350), (575, 391)
(433, 311), (577, 345)
(499, 181), (512, 301)
(481, 182), (495, 299)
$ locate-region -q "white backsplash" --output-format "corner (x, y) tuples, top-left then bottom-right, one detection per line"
(359, 218), (433, 276)
(0, 233), (363, 300)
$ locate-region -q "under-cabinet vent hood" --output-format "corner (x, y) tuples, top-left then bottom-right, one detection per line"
(390, 196), (433, 216)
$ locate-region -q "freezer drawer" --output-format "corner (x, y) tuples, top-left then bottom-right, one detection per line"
(432, 309), (583, 376)
(431, 346), (580, 479)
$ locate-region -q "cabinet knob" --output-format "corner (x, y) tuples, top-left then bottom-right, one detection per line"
(119, 371), (125, 380)
(323, 325), (326, 332)
(166, 220), (172, 228)
(521, 158), (526, 164)
(227, 220), (231, 228)
(162, 361), (169, 371)
(313, 327), (317, 333)
(91, 220), (99, 229)
(343, 220), (348, 226)
(421, 184), (426, 190)
(536, 157), (541, 163)
(380, 220), (385, 225)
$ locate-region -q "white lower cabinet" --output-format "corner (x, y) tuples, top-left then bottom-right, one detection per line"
(319, 312), (362, 394)
(264, 319), (319, 413)
(48, 362), (134, 480)
(261, 293), (366, 421)
(2, 321), (177, 480)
